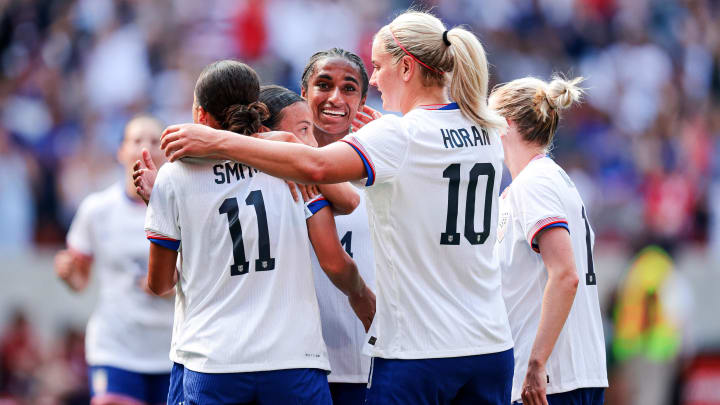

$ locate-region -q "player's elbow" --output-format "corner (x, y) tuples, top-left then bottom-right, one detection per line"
(333, 193), (360, 216)
(298, 152), (331, 184)
(319, 253), (353, 280)
(303, 164), (327, 184)
(147, 277), (167, 296)
(548, 262), (579, 296)
(147, 270), (174, 296)
(559, 268), (579, 293)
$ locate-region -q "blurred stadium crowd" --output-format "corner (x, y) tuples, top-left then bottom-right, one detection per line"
(1, 0), (719, 404)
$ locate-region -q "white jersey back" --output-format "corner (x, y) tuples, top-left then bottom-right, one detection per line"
(145, 158), (329, 373)
(341, 104), (513, 359)
(496, 156), (608, 402)
(311, 187), (375, 383)
(67, 183), (174, 373)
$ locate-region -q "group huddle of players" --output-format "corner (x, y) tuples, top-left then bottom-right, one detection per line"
(54, 9), (608, 405)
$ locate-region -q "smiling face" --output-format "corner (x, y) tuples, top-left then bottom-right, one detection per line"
(302, 57), (366, 137)
(370, 35), (403, 112)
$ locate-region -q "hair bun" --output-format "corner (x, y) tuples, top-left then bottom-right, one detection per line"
(545, 76), (584, 111)
(222, 101), (270, 135)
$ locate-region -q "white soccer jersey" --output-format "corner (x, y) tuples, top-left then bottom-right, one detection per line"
(495, 156), (608, 402)
(311, 186), (375, 383)
(341, 103), (513, 359)
(145, 158), (330, 373)
(67, 182), (174, 373)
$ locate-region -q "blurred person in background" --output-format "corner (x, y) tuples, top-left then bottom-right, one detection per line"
(53, 115), (173, 405)
(0, 310), (41, 402)
(612, 246), (695, 405)
(0, 129), (37, 252)
(33, 327), (90, 405)
(490, 76), (608, 405)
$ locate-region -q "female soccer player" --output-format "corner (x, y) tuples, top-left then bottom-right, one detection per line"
(489, 76), (608, 405)
(158, 11), (514, 405)
(144, 60), (374, 405)
(259, 84), (361, 216)
(134, 85), (360, 215)
(262, 60), (377, 404)
(54, 115), (173, 405)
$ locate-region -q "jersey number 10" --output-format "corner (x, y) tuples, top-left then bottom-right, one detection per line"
(440, 163), (495, 245)
(219, 190), (276, 276)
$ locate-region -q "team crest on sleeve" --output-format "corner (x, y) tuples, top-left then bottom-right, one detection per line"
(497, 189), (510, 243)
(497, 208), (510, 243)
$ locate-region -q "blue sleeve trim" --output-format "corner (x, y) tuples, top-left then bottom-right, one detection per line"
(149, 238), (180, 251)
(340, 139), (375, 187)
(307, 198), (330, 215)
(530, 222), (569, 252)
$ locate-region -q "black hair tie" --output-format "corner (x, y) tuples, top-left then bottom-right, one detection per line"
(442, 30), (451, 46)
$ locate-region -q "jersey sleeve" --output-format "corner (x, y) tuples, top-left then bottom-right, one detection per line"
(304, 194), (330, 219)
(145, 165), (181, 251)
(339, 114), (408, 187)
(66, 195), (97, 257)
(513, 175), (569, 253)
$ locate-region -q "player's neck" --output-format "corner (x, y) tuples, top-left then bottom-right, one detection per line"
(313, 126), (348, 148)
(401, 86), (449, 115)
(507, 146), (545, 180)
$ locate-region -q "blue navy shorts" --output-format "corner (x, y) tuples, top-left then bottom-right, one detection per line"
(547, 387), (605, 405)
(329, 382), (367, 405)
(366, 348), (514, 405)
(168, 362), (332, 405)
(512, 387), (606, 405)
(88, 365), (170, 404)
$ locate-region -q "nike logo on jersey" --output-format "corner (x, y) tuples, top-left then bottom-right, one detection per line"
(441, 126), (490, 149)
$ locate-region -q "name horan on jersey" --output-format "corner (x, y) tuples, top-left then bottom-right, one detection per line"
(213, 162), (259, 184)
(441, 126), (491, 149)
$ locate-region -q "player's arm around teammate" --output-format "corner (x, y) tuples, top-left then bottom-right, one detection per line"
(145, 77), (374, 329)
(133, 102), (360, 216)
(257, 84), (361, 215)
(491, 76), (608, 405)
(159, 10), (518, 405)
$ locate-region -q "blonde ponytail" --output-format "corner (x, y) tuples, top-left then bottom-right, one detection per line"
(376, 11), (505, 131)
(445, 28), (506, 131)
(490, 75), (584, 148)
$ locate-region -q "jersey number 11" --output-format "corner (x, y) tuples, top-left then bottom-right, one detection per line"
(219, 190), (276, 276)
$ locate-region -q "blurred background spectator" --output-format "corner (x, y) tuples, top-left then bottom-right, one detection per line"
(1, 0), (719, 403)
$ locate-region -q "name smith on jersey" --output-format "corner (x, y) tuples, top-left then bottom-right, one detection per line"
(213, 162), (259, 184)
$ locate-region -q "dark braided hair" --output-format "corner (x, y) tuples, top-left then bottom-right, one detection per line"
(194, 60), (269, 135)
(259, 85), (305, 130)
(300, 48), (369, 98)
